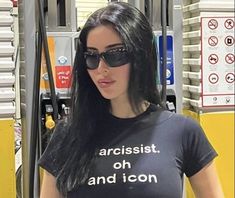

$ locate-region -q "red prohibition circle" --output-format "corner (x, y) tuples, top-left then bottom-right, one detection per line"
(225, 53), (235, 64)
(208, 19), (218, 30)
(224, 19), (235, 30)
(225, 73), (235, 83)
(208, 36), (218, 46)
(208, 54), (219, 64)
(208, 73), (219, 84)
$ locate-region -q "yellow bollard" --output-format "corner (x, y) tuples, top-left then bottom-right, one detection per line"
(0, 119), (16, 198)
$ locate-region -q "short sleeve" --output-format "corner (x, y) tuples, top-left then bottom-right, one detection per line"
(183, 117), (218, 177)
(38, 120), (69, 177)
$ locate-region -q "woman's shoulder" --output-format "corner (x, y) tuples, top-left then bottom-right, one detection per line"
(50, 119), (70, 140)
(148, 105), (201, 131)
(38, 119), (70, 176)
(40, 119), (71, 159)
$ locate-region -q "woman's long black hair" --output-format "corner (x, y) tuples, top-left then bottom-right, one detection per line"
(56, 2), (162, 195)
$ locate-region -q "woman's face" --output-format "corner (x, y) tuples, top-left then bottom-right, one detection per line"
(86, 25), (130, 102)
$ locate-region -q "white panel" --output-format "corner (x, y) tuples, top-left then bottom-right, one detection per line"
(188, 2), (234, 12)
(199, 0), (234, 2)
(0, 102), (15, 118)
(0, 27), (14, 41)
(0, 1), (15, 118)
(0, 42), (15, 56)
(189, 98), (202, 108)
(0, 12), (14, 26)
(0, 72), (15, 86)
(76, 0), (108, 28)
(0, 59), (14, 71)
(0, 1), (13, 11)
(0, 87), (15, 101)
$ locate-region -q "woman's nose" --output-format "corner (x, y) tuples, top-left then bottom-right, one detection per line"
(97, 58), (109, 74)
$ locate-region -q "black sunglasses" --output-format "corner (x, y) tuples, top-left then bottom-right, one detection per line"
(84, 47), (130, 70)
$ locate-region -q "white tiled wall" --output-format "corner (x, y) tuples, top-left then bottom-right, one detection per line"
(0, 0), (15, 118)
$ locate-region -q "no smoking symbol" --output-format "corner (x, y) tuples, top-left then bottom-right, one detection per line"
(225, 73), (235, 83)
(225, 54), (235, 64)
(208, 54), (219, 64)
(224, 19), (234, 30)
(208, 36), (218, 46)
(208, 19), (218, 30)
(209, 73), (219, 84)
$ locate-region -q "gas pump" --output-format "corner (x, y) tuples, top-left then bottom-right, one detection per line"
(38, 0), (79, 154)
(34, 0), (79, 197)
(18, 0), (78, 197)
(153, 0), (183, 113)
(123, 0), (183, 113)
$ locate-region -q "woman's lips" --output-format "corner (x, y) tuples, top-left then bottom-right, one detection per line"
(97, 79), (115, 88)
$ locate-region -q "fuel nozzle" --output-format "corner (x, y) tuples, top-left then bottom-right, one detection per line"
(61, 103), (70, 116)
(45, 104), (55, 130)
(45, 114), (55, 130)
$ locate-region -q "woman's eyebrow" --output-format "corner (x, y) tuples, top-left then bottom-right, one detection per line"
(106, 43), (124, 49)
(86, 43), (124, 51)
(86, 47), (97, 51)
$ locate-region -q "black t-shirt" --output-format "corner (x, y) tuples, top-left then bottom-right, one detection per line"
(38, 104), (217, 198)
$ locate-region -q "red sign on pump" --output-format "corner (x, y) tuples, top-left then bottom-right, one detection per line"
(55, 66), (72, 88)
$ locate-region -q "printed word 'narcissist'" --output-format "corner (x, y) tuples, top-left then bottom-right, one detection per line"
(99, 144), (160, 156)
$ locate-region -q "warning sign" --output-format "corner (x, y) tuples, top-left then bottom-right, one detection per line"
(224, 36), (234, 46)
(225, 73), (235, 83)
(201, 17), (235, 107)
(208, 54), (219, 64)
(224, 19), (234, 30)
(225, 53), (235, 64)
(208, 36), (218, 46)
(208, 19), (218, 30)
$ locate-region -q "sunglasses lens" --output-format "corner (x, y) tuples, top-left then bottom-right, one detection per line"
(84, 49), (130, 69)
(84, 53), (99, 69)
(104, 51), (129, 67)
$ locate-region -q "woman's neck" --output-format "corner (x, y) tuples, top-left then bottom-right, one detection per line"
(110, 99), (150, 118)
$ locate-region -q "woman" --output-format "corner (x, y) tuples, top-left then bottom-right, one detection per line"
(39, 2), (224, 198)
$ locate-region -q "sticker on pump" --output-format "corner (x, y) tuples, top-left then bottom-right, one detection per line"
(55, 66), (72, 88)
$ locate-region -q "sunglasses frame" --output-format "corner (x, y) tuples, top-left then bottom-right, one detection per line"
(84, 47), (130, 70)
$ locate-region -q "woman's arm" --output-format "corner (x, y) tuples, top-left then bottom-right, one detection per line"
(189, 161), (224, 198)
(40, 170), (63, 198)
